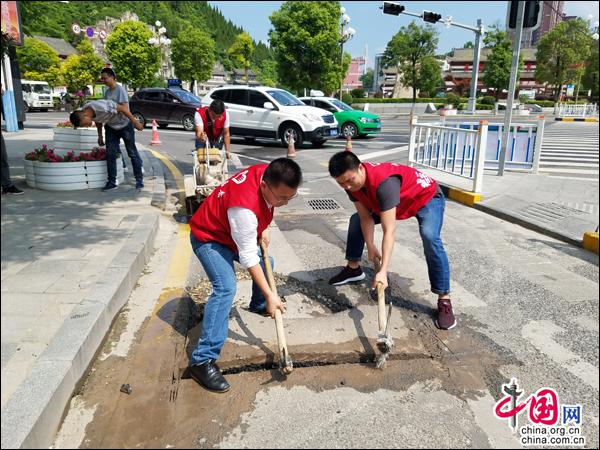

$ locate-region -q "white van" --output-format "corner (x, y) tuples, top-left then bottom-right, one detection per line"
(21, 80), (54, 112)
(202, 85), (339, 147)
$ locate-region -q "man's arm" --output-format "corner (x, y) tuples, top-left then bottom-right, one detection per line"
(223, 127), (231, 159)
(374, 208), (396, 289)
(96, 122), (104, 147)
(115, 103), (143, 130)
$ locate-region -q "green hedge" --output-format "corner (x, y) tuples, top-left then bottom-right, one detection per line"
(457, 103), (495, 110)
(352, 97), (468, 104)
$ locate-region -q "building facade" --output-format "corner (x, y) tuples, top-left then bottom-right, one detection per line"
(342, 56), (365, 92)
(445, 47), (545, 97)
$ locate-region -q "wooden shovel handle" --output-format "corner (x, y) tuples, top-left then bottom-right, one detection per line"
(374, 257), (386, 334)
(259, 240), (288, 363)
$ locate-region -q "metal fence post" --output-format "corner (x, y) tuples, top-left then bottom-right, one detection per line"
(473, 120), (488, 193)
(532, 115), (545, 174)
(408, 114), (418, 166)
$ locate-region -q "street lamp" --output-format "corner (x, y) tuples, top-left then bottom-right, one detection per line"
(148, 20), (171, 80)
(339, 7), (355, 100)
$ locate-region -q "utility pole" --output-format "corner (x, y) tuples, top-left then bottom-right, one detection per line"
(382, 2), (484, 114)
(498, 1), (525, 176)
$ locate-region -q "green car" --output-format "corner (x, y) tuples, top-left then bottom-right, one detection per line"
(300, 96), (381, 138)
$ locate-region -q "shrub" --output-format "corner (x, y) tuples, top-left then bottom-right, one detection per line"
(342, 92), (353, 104)
(445, 93), (460, 107)
(350, 88), (365, 99)
(480, 96), (495, 105)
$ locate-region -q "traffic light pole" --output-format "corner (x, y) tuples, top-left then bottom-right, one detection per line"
(388, 7), (484, 115)
(498, 0), (525, 176)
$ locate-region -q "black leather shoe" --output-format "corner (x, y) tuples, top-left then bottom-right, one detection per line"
(189, 360), (230, 393)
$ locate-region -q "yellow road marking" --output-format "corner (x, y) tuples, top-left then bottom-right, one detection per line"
(147, 148), (186, 206)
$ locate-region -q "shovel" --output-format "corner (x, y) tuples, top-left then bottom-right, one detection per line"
(374, 257), (394, 369)
(260, 240), (294, 375)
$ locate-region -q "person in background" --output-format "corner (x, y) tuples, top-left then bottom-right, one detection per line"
(69, 99), (143, 191)
(1, 84), (24, 195)
(100, 68), (144, 176)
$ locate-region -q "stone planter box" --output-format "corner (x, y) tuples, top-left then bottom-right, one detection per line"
(25, 159), (124, 190)
(444, 109), (458, 115)
(53, 127), (98, 152)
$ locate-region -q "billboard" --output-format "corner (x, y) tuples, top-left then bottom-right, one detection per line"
(1, 1), (23, 45)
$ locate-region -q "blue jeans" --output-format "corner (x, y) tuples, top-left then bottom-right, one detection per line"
(345, 194), (450, 295)
(189, 234), (273, 365)
(105, 122), (143, 185)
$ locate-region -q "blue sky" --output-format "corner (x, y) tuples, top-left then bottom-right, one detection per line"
(208, 1), (600, 68)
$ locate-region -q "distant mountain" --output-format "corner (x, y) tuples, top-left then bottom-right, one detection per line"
(19, 1), (270, 65)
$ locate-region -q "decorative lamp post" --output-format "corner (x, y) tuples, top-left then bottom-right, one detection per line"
(339, 7), (356, 100)
(148, 20), (171, 80)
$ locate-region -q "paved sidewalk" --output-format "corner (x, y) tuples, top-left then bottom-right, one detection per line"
(1, 120), (598, 448)
(427, 168), (599, 248)
(1, 128), (165, 448)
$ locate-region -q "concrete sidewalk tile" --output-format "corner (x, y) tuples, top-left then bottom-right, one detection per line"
(1, 271), (64, 293)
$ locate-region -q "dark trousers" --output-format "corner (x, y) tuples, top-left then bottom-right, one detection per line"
(105, 123), (143, 185)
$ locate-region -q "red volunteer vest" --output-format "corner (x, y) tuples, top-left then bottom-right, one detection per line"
(196, 106), (227, 142)
(190, 164), (273, 252)
(352, 163), (437, 220)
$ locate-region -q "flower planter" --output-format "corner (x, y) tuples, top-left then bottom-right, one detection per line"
(53, 127), (98, 152)
(24, 159), (36, 188)
(24, 159), (125, 191)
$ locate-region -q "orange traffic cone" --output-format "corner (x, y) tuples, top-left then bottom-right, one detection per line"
(150, 119), (162, 146)
(345, 135), (353, 152)
(287, 133), (296, 158)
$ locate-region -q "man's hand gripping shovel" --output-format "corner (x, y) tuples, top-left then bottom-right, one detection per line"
(374, 257), (394, 369)
(260, 240), (294, 375)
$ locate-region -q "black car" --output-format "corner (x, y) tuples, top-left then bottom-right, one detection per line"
(129, 88), (202, 131)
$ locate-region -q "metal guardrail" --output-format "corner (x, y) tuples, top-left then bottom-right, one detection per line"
(555, 103), (598, 118)
(408, 116), (545, 193)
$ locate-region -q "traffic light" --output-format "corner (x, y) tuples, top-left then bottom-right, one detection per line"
(508, 1), (541, 29)
(422, 11), (442, 24)
(382, 2), (405, 16)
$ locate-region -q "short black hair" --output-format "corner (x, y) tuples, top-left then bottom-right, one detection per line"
(210, 99), (225, 115)
(328, 151), (361, 178)
(69, 110), (86, 128)
(264, 158), (302, 189)
(100, 67), (116, 79)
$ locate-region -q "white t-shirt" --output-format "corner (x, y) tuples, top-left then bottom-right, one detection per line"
(194, 110), (230, 130)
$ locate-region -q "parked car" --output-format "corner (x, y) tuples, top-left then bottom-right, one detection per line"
(202, 85), (339, 147)
(299, 96), (381, 138)
(129, 87), (203, 131)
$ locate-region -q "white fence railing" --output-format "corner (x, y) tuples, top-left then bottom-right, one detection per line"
(555, 103), (598, 118)
(408, 116), (546, 193)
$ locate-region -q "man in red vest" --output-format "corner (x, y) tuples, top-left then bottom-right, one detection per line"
(195, 99), (231, 159)
(188, 158), (302, 392)
(327, 151), (456, 330)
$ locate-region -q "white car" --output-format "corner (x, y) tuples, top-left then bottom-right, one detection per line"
(202, 85), (339, 147)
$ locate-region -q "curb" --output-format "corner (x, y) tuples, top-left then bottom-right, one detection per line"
(554, 117), (598, 122)
(583, 232), (599, 254)
(138, 145), (167, 211)
(0, 214), (159, 450)
(437, 183), (594, 251)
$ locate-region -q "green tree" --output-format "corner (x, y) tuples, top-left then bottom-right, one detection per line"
(269, 1), (349, 94)
(416, 56), (443, 97)
(171, 27), (216, 91)
(482, 26), (523, 100)
(253, 57), (279, 87)
(228, 32), (254, 83)
(382, 21), (439, 104)
(16, 37), (61, 79)
(582, 39), (599, 98)
(463, 41), (474, 49)
(535, 18), (593, 101)
(360, 68), (374, 92)
(59, 40), (104, 93)
(105, 20), (160, 89)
